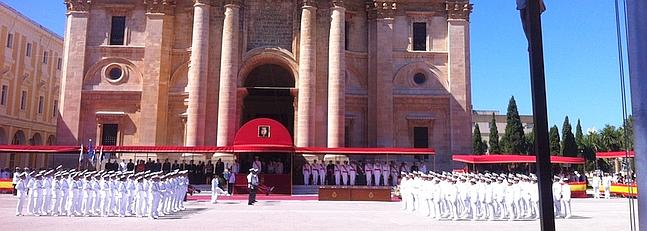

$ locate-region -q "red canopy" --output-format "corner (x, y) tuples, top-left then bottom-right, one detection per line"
(297, 147), (435, 155)
(596, 151), (635, 159)
(0, 145), (81, 153)
(452, 154), (585, 164)
(96, 146), (232, 153)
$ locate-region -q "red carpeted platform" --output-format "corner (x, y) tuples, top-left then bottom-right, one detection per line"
(186, 194), (402, 202)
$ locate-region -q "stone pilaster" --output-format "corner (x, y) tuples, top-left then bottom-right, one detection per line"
(57, 1), (91, 145)
(366, 0), (396, 147)
(216, 1), (241, 147)
(186, 0), (211, 146)
(139, 1), (175, 145)
(447, 1), (472, 166)
(327, 1), (346, 148)
(296, 0), (317, 147)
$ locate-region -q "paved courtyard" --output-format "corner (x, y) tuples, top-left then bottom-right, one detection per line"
(0, 194), (637, 231)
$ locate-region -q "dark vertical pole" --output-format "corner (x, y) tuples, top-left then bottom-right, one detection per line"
(527, 0), (556, 231)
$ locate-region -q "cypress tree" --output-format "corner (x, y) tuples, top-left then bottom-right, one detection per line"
(549, 125), (561, 156)
(473, 124), (487, 154)
(575, 119), (584, 149)
(526, 128), (535, 154)
(502, 96), (526, 154)
(488, 113), (501, 154)
(561, 116), (578, 157)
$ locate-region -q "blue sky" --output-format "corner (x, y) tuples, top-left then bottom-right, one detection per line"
(1, 0), (631, 132)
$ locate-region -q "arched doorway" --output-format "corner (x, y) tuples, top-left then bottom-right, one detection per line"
(241, 64), (295, 136)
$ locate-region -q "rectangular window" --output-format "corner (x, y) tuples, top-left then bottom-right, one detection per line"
(0, 85), (7, 106)
(6, 33), (13, 48)
(110, 16), (126, 45)
(38, 96), (44, 114)
(52, 100), (58, 117)
(345, 22), (350, 50)
(101, 124), (119, 146)
(57, 58), (62, 70)
(413, 127), (429, 148)
(412, 22), (427, 51)
(43, 51), (48, 64)
(20, 90), (27, 110)
(26, 43), (32, 57)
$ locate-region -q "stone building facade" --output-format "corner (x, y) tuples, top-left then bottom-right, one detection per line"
(0, 2), (63, 169)
(57, 0), (472, 169)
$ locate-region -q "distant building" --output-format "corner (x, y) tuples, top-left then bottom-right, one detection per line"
(0, 2), (63, 169)
(472, 110), (534, 147)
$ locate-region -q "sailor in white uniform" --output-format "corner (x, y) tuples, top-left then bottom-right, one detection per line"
(15, 173), (27, 216)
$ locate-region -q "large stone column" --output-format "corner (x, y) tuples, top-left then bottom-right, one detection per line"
(447, 2), (473, 168)
(57, 1), (91, 145)
(141, 1), (175, 145)
(296, 0), (317, 147)
(186, 0), (210, 146)
(216, 1), (241, 147)
(327, 1), (346, 148)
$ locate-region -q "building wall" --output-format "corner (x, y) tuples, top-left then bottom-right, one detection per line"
(0, 2), (63, 169)
(57, 0), (472, 171)
(472, 110), (534, 145)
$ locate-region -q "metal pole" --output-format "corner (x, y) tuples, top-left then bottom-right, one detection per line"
(626, 0), (647, 230)
(526, 0), (556, 230)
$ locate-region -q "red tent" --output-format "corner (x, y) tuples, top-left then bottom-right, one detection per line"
(0, 145), (81, 153)
(596, 151), (635, 159)
(452, 154), (585, 164)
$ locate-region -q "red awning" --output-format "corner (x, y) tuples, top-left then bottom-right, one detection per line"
(96, 146), (233, 153)
(297, 147), (435, 155)
(452, 154), (585, 164)
(596, 151), (635, 159)
(0, 145), (81, 153)
(232, 144), (295, 153)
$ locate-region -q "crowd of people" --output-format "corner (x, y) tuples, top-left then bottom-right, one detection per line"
(11, 166), (189, 219)
(101, 158), (236, 185)
(399, 171), (574, 221)
(301, 160), (429, 186)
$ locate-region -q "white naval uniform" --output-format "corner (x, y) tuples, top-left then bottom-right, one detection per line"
(15, 178), (27, 216)
(126, 179), (136, 215)
(59, 179), (69, 215)
(311, 163), (319, 185)
(529, 182), (540, 219)
(348, 164), (357, 186)
(27, 178), (41, 215)
(602, 176), (612, 199)
(317, 164), (326, 186)
(135, 181), (146, 217)
(100, 179), (111, 216)
(364, 164), (373, 186)
(381, 164), (389, 186)
(560, 183), (572, 218)
(82, 179), (93, 215)
(148, 180), (161, 219)
(444, 182), (459, 220)
(483, 183), (495, 220)
(42, 177), (52, 215)
(390, 165), (398, 186)
(341, 164), (348, 185)
(70, 179), (82, 216)
(430, 181), (442, 219)
(302, 163), (311, 185)
(334, 164), (341, 185)
(504, 183), (517, 221)
(118, 181), (128, 216)
(372, 163), (381, 186)
(211, 178), (226, 203)
(592, 176), (601, 199)
(468, 183), (479, 220)
(552, 181), (562, 217)
(51, 179), (62, 215)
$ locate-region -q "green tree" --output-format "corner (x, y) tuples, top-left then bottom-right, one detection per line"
(561, 116), (578, 157)
(549, 125), (561, 155)
(488, 113), (501, 154)
(575, 119), (584, 149)
(472, 124), (487, 154)
(502, 96), (526, 154)
(525, 128), (535, 154)
(619, 115), (634, 150)
(600, 125), (622, 151)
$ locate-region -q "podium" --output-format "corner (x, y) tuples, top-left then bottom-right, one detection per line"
(318, 186), (391, 202)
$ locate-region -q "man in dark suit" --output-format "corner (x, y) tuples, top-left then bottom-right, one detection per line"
(326, 161), (335, 185)
(162, 159), (171, 173)
(215, 159), (225, 178)
(126, 159), (135, 171)
(172, 160), (180, 171)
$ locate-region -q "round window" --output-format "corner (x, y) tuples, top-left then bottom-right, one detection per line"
(413, 73), (427, 85)
(107, 67), (123, 81)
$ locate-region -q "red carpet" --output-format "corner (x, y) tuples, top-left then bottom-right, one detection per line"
(186, 194), (401, 202)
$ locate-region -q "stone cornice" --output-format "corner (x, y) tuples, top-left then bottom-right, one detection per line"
(192, 0), (212, 6)
(64, 0), (92, 13)
(144, 0), (176, 15)
(445, 0), (472, 21)
(366, 0), (397, 19)
(330, 0), (344, 8)
(223, 0), (242, 6)
(301, 0), (317, 8)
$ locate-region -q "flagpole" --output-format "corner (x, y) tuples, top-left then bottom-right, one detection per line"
(78, 143), (83, 170)
(524, 0), (556, 230)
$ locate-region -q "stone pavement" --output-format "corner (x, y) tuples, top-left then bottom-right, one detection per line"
(0, 194), (637, 231)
